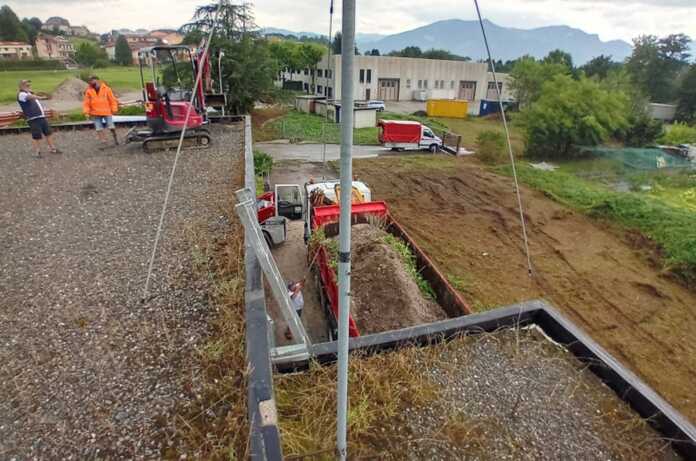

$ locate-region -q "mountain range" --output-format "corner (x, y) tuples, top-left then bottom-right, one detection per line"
(262, 19), (636, 65)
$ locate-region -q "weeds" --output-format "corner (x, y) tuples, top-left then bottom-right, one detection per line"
(308, 228), (338, 270)
(383, 233), (436, 299)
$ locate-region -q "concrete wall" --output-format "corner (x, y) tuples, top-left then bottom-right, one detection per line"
(353, 108), (377, 128)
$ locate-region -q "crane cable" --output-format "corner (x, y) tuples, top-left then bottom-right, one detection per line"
(473, 0), (533, 277)
(143, 0), (223, 299)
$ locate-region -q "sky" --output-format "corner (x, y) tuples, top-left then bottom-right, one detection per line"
(6, 0), (696, 44)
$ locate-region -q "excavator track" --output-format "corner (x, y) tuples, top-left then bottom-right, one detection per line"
(142, 131), (211, 154)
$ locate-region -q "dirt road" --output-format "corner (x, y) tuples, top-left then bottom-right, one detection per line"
(354, 154), (696, 423)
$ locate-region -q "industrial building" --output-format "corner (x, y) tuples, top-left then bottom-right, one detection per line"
(281, 54), (514, 115)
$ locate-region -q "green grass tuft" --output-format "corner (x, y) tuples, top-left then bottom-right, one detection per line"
(383, 233), (436, 299)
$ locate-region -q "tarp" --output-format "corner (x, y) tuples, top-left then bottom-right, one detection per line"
(378, 120), (421, 144)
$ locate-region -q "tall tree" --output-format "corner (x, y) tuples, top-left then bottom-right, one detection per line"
(300, 42), (324, 91)
(509, 56), (570, 108)
(114, 35), (132, 66)
(676, 65), (696, 123)
(368, 48), (380, 56)
(182, 1), (278, 114)
(580, 55), (621, 79)
(0, 6), (28, 42)
(543, 49), (574, 71)
(626, 34), (691, 103)
(21, 17), (42, 45)
(75, 42), (102, 67)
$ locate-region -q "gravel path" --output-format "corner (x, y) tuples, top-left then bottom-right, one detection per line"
(402, 329), (675, 460)
(0, 124), (244, 459)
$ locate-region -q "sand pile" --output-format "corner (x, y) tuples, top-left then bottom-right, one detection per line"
(346, 224), (447, 334)
(51, 77), (88, 101)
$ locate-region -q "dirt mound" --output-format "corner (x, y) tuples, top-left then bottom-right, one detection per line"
(51, 77), (88, 102)
(347, 224), (446, 334)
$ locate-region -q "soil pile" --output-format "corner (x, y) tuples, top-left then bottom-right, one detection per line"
(347, 224), (446, 334)
(51, 77), (88, 101)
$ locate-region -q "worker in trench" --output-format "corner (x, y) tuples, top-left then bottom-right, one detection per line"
(285, 280), (305, 340)
(83, 75), (120, 148)
(16, 79), (61, 158)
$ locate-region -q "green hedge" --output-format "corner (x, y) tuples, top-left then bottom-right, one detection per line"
(0, 60), (66, 71)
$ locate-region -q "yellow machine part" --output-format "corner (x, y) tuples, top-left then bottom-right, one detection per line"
(426, 99), (468, 118)
(334, 185), (366, 204)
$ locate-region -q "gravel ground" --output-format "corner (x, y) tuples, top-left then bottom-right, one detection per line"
(401, 329), (677, 460)
(0, 124), (244, 459)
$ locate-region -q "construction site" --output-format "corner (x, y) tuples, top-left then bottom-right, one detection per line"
(2, 0), (696, 460)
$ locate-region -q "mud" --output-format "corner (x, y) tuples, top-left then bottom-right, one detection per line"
(348, 224), (447, 335)
(50, 77), (88, 101)
(353, 155), (696, 423)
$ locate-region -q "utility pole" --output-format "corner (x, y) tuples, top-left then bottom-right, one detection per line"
(336, 0), (355, 457)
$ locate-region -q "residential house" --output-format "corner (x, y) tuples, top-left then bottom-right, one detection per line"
(149, 30), (184, 45)
(70, 26), (91, 37)
(105, 37), (160, 64)
(0, 41), (32, 59)
(36, 34), (75, 60)
(284, 54), (515, 115)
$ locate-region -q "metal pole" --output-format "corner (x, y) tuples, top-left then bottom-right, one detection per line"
(336, 0), (355, 457)
(322, 0), (335, 171)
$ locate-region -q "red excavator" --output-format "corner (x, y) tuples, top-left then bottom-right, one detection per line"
(125, 43), (223, 153)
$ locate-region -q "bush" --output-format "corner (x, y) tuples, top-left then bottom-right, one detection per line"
(658, 122), (696, 145)
(253, 149), (273, 176)
(476, 130), (506, 164)
(0, 59), (66, 71)
(76, 68), (92, 82)
(622, 114), (664, 147)
(118, 104), (145, 115)
(93, 58), (110, 69)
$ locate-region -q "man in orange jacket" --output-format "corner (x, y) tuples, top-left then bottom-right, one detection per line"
(83, 75), (120, 147)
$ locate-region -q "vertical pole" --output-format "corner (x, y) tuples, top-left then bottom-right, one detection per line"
(337, 0), (355, 457)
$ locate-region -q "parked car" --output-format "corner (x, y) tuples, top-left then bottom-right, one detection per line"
(365, 100), (385, 112)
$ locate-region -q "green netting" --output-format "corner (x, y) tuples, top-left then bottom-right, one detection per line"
(579, 146), (693, 171)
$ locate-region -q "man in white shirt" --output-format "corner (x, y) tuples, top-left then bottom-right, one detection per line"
(16, 80), (61, 158)
(284, 280), (305, 340)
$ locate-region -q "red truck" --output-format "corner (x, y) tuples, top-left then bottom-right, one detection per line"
(378, 119), (444, 153)
(303, 180), (471, 339)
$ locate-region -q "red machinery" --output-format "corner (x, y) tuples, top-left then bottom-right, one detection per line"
(125, 44), (212, 153)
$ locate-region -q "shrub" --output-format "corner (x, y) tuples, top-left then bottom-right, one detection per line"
(476, 130), (506, 164)
(658, 122), (696, 145)
(253, 149), (273, 176)
(0, 59), (65, 71)
(622, 114), (664, 147)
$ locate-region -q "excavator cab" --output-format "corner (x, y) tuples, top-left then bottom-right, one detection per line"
(125, 44), (212, 152)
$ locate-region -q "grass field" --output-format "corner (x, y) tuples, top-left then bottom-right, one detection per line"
(0, 67), (141, 103)
(439, 116), (526, 155)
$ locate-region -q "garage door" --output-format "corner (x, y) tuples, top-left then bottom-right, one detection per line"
(378, 79), (400, 101)
(458, 81), (477, 101)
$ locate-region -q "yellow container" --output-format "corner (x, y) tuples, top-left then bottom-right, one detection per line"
(426, 99), (468, 118)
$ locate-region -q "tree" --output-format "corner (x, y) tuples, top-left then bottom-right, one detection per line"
(182, 1), (278, 114)
(0, 6), (28, 42)
(626, 34), (691, 103)
(509, 56), (570, 109)
(676, 65), (696, 123)
(21, 17), (42, 45)
(114, 35), (132, 66)
(300, 42), (324, 91)
(580, 55), (621, 79)
(521, 75), (630, 158)
(75, 42), (107, 67)
(331, 32), (358, 55)
(368, 48), (380, 56)
(543, 49), (574, 71)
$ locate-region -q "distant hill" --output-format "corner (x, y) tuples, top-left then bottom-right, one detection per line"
(360, 19), (633, 64)
(260, 27), (386, 47)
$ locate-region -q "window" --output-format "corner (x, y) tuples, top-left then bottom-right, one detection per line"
(406, 79), (411, 88)
(423, 129), (434, 138)
(304, 68), (308, 75)
(366, 69), (372, 84)
(418, 80), (422, 89)
(359, 69), (365, 83)
(317, 85), (323, 94)
(366, 88), (371, 100)
(318, 69), (323, 77)
(326, 69), (331, 78)
(450, 80), (455, 89)
(327, 87), (333, 99)
(487, 81), (503, 99)
(440, 80), (445, 89)
(423, 80), (428, 89)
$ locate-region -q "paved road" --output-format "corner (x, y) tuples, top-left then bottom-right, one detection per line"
(255, 141), (386, 161)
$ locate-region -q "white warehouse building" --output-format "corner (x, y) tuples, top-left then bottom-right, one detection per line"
(282, 54), (514, 116)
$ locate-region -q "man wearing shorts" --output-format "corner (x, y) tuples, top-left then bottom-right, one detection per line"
(17, 80), (61, 158)
(83, 75), (120, 148)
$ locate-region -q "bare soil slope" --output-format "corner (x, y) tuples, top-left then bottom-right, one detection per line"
(354, 155), (696, 423)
